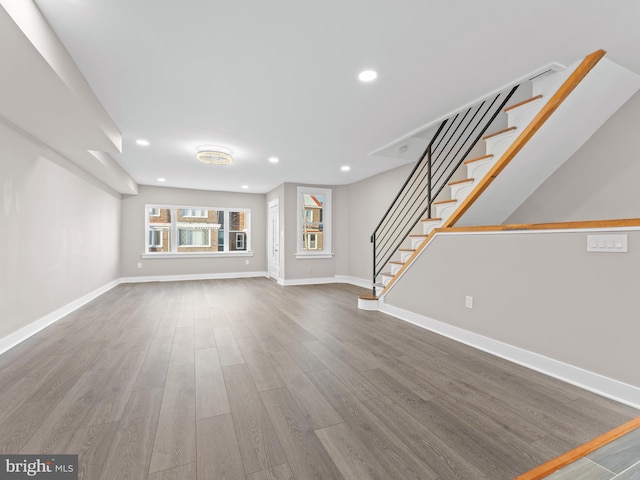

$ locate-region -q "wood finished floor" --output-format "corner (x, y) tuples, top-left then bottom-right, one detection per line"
(0, 278), (637, 479)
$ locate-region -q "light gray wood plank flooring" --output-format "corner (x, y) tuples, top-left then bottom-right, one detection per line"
(0, 278), (637, 479)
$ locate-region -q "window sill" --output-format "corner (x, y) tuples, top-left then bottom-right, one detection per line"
(142, 252), (254, 259)
(295, 253), (334, 260)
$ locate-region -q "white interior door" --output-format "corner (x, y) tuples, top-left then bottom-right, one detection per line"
(268, 199), (279, 280)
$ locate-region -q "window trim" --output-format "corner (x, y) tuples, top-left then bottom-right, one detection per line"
(145, 204), (251, 256)
(180, 208), (208, 218)
(296, 187), (333, 258)
(235, 232), (246, 250)
(148, 229), (163, 247)
(178, 228), (212, 248)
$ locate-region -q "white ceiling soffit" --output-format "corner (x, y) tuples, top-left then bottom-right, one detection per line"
(0, 0), (136, 195)
(8, 1), (640, 194)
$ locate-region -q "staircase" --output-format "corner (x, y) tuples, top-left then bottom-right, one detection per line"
(359, 50), (640, 310)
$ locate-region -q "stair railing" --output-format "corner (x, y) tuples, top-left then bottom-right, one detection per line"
(370, 85), (520, 296)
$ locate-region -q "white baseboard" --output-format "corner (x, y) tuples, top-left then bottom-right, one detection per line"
(279, 275), (370, 288)
(0, 278), (122, 356)
(121, 271), (268, 283)
(279, 277), (338, 286)
(334, 275), (371, 289)
(379, 300), (640, 409)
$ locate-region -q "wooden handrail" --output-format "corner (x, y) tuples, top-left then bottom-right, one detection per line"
(379, 49), (607, 297)
(447, 49), (606, 226)
(514, 416), (640, 480)
(443, 218), (640, 233)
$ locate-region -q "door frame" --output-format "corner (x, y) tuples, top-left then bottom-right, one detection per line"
(267, 198), (280, 281)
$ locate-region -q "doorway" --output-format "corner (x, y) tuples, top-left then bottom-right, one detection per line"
(267, 199), (280, 280)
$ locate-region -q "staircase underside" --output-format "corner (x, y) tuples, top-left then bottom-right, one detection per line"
(373, 51), (640, 300)
(457, 57), (640, 227)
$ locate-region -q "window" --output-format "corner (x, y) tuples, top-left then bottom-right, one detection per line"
(235, 232), (246, 250)
(178, 229), (210, 247)
(305, 233), (318, 250)
(297, 187), (332, 257)
(180, 208), (208, 218)
(148, 229), (163, 247)
(229, 210), (248, 251)
(145, 205), (251, 255)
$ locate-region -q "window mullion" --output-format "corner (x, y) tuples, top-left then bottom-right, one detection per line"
(171, 207), (178, 253)
(223, 210), (229, 252)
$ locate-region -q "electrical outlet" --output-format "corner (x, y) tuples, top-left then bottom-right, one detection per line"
(465, 295), (473, 309)
(137, 262), (142, 269)
(245, 259), (249, 265)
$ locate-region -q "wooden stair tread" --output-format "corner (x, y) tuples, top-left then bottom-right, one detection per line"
(433, 199), (457, 205)
(409, 234), (427, 238)
(504, 94), (543, 112)
(358, 294), (378, 301)
(389, 261), (404, 265)
(381, 272), (393, 277)
(464, 154), (494, 165)
(398, 248), (415, 252)
(420, 217), (442, 223)
(482, 126), (516, 140)
(448, 178), (474, 186)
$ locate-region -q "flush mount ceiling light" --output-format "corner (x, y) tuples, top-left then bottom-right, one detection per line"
(358, 70), (377, 82)
(341, 165), (351, 172)
(136, 139), (150, 146)
(197, 146), (233, 165)
(268, 156), (279, 164)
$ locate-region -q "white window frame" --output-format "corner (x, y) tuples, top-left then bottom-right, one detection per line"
(180, 208), (208, 218)
(148, 229), (163, 247)
(296, 186), (332, 259)
(235, 232), (246, 250)
(144, 205), (252, 258)
(178, 228), (212, 248)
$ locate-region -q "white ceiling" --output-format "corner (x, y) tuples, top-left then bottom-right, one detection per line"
(15, 1), (640, 193)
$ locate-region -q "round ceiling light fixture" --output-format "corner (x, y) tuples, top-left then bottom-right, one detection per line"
(358, 70), (377, 82)
(197, 146), (233, 165)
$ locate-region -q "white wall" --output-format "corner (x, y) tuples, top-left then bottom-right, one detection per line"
(119, 185), (267, 278)
(0, 118), (121, 340)
(279, 183), (349, 281)
(385, 230), (640, 389)
(507, 90), (640, 223)
(346, 164), (414, 283)
(383, 92), (640, 396)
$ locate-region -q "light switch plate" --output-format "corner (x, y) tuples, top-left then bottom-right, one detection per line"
(587, 234), (627, 253)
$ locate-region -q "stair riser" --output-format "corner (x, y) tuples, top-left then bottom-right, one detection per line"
(450, 182), (475, 202)
(381, 275), (393, 286)
(399, 251), (413, 263)
(466, 156), (497, 181)
(390, 264), (402, 275)
(532, 71), (564, 97)
(507, 100), (543, 128)
(422, 221), (441, 235)
(435, 203), (457, 220)
(484, 131), (517, 159)
(410, 237), (425, 249)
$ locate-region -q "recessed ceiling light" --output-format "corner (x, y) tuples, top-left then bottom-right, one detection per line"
(241, 185), (249, 189)
(157, 177), (166, 182)
(136, 139), (150, 146)
(341, 165), (351, 172)
(268, 157), (279, 164)
(358, 70), (377, 82)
